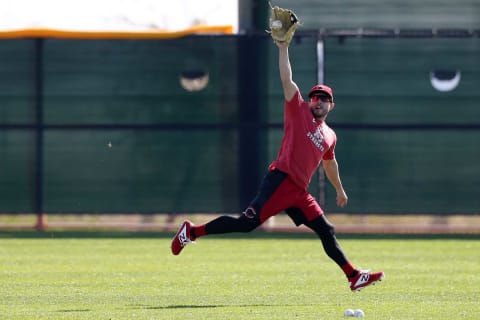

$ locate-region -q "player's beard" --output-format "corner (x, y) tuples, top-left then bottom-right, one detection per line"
(310, 102), (330, 119)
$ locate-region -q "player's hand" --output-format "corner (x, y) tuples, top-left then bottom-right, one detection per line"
(275, 40), (289, 48)
(336, 189), (348, 208)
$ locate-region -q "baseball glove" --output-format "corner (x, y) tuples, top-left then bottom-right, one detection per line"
(267, 4), (300, 44)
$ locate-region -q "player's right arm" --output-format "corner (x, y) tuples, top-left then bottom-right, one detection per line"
(276, 41), (299, 102)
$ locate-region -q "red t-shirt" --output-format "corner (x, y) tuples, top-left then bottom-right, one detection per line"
(270, 90), (337, 190)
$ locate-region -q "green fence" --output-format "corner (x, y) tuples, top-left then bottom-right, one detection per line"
(0, 33), (479, 214)
(322, 36), (480, 213)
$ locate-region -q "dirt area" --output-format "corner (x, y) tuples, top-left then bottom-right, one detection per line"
(1, 213), (479, 234)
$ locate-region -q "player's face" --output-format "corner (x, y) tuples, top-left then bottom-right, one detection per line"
(309, 94), (332, 119)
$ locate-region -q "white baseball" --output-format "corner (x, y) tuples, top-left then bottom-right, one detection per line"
(271, 20), (282, 29)
(353, 309), (365, 317)
(344, 309), (354, 317)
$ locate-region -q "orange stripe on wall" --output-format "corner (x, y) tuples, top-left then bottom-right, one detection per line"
(0, 25), (234, 39)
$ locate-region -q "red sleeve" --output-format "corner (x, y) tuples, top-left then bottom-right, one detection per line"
(285, 90), (304, 108)
(323, 138), (336, 160)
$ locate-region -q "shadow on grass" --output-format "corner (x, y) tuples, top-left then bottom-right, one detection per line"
(1, 230), (479, 240)
(136, 305), (223, 310)
(131, 303), (308, 310)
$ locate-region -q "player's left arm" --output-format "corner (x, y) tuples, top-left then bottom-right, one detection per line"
(276, 41), (299, 102)
(323, 158), (348, 208)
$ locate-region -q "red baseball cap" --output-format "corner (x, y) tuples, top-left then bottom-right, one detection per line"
(308, 84), (334, 102)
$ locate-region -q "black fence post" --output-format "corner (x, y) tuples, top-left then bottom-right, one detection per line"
(237, 35), (261, 209)
(237, 1), (270, 210)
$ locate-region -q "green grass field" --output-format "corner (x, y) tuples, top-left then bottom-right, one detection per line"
(1, 232), (479, 319)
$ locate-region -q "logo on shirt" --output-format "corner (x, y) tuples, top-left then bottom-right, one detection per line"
(307, 127), (325, 151)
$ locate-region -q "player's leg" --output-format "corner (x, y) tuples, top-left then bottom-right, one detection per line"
(171, 169), (292, 255)
(302, 214), (355, 273)
(287, 194), (384, 291)
(285, 206), (352, 269)
(306, 215), (385, 291)
(194, 169), (290, 237)
(171, 209), (262, 255)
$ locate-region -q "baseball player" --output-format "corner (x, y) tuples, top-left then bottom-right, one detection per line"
(171, 6), (384, 292)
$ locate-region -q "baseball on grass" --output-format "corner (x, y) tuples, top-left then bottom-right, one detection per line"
(271, 20), (282, 29)
(354, 309), (365, 317)
(344, 309), (354, 317)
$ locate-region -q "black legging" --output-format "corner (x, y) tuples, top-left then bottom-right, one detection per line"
(304, 215), (349, 267)
(204, 211), (349, 268)
(204, 208), (260, 235)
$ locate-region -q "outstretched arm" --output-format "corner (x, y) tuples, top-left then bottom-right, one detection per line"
(276, 41), (299, 102)
(323, 159), (348, 208)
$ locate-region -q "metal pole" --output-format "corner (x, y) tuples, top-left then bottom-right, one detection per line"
(316, 38), (327, 208)
(33, 38), (46, 231)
